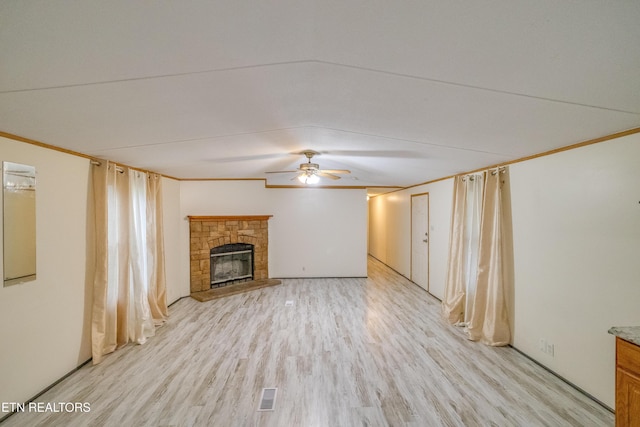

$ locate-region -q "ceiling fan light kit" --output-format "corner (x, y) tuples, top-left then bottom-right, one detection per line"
(297, 173), (320, 184)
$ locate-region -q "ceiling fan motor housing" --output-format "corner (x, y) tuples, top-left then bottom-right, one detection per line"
(300, 162), (319, 172)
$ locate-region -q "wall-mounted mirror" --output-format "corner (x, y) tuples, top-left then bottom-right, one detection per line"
(3, 161), (36, 286)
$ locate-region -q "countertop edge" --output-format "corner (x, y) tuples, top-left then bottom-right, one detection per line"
(608, 326), (640, 347)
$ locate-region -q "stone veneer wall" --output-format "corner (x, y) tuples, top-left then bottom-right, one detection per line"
(189, 215), (271, 293)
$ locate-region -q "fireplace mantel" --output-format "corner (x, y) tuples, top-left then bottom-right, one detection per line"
(188, 215), (272, 294)
(188, 215), (273, 221)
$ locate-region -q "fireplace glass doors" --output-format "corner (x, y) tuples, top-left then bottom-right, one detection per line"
(210, 243), (254, 288)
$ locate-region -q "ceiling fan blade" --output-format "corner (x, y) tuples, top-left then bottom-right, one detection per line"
(318, 150), (426, 158)
(265, 170), (299, 174)
(317, 172), (341, 180)
(213, 153), (294, 163)
(319, 169), (350, 174)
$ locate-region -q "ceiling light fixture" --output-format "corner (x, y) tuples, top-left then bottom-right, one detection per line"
(298, 173), (320, 184)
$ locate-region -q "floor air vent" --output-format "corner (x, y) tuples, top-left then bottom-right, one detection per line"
(258, 387), (277, 411)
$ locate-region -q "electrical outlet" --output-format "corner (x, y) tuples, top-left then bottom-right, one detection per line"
(546, 342), (554, 357)
(539, 338), (555, 357)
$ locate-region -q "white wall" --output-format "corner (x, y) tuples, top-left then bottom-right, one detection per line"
(368, 178), (453, 299)
(267, 188), (368, 278)
(368, 132), (640, 408)
(179, 180), (367, 294)
(509, 132), (640, 408)
(0, 136), (92, 406)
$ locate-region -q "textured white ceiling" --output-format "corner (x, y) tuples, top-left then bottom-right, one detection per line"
(1, 1), (638, 189)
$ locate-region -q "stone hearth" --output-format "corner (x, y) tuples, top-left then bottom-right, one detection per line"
(189, 215), (271, 294)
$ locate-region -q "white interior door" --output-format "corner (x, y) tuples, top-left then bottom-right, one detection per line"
(411, 193), (429, 291)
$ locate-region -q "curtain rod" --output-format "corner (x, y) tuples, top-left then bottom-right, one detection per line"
(90, 160), (124, 173)
(90, 160), (161, 179)
(462, 166), (506, 181)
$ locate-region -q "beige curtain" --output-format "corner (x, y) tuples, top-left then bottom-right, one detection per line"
(91, 161), (109, 362)
(441, 176), (467, 324)
(466, 168), (511, 345)
(441, 174), (484, 324)
(442, 167), (512, 346)
(92, 162), (128, 362)
(146, 173), (168, 323)
(91, 162), (167, 364)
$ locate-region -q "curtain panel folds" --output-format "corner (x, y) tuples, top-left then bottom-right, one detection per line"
(467, 170), (511, 345)
(441, 176), (468, 324)
(91, 162), (167, 364)
(441, 174), (484, 324)
(442, 168), (512, 346)
(146, 174), (168, 324)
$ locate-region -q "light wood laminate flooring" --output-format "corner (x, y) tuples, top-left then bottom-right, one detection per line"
(2, 257), (613, 426)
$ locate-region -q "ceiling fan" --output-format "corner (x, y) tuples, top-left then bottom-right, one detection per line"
(265, 150), (350, 184)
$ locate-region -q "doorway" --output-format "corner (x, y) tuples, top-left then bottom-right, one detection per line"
(411, 193), (429, 291)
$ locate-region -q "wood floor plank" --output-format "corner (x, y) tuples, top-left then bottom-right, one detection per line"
(1, 257), (613, 426)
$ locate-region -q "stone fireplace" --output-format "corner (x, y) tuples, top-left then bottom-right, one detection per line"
(189, 215), (271, 294)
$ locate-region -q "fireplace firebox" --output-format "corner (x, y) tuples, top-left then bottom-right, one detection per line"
(210, 243), (254, 288)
